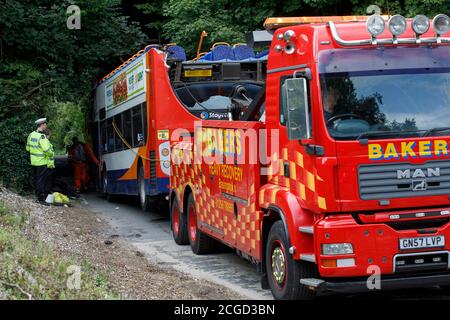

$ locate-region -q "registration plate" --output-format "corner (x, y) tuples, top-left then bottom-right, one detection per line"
(399, 235), (445, 250)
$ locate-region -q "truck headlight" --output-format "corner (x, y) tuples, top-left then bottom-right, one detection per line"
(322, 243), (354, 255)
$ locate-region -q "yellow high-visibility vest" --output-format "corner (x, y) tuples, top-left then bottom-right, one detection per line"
(26, 131), (54, 167)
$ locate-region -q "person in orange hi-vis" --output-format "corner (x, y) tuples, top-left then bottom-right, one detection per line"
(67, 137), (100, 194)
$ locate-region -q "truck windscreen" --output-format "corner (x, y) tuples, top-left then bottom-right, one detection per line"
(318, 46), (450, 140)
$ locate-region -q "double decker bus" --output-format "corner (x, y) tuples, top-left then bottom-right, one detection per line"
(92, 40), (269, 211)
(92, 45), (171, 210)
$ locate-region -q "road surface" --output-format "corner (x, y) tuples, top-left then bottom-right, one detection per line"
(81, 193), (450, 300)
(81, 193), (272, 300)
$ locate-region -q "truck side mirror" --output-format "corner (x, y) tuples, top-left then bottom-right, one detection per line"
(285, 78), (311, 140)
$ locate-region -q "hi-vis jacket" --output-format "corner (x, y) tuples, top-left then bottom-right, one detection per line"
(26, 131), (55, 167)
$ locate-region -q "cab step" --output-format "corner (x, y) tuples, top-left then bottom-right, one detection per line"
(300, 278), (324, 288)
(299, 226), (314, 234)
(300, 254), (316, 263)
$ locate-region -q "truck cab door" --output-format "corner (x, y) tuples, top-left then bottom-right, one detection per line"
(266, 74), (319, 210)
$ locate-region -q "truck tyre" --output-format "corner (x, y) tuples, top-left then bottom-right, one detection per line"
(171, 197), (188, 245)
(186, 193), (216, 254)
(266, 220), (317, 300)
(138, 164), (150, 212)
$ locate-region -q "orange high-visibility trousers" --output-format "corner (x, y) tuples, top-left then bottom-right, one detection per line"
(73, 163), (89, 191)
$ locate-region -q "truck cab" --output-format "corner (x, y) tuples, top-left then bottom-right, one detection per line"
(261, 15), (450, 298)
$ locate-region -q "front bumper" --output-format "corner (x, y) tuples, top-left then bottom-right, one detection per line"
(314, 213), (450, 277)
(302, 272), (450, 294)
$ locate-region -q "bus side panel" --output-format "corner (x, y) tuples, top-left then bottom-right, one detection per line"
(150, 49), (202, 196)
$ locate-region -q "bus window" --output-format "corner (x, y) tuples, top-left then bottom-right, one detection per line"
(132, 105), (143, 147)
(107, 118), (114, 153)
(142, 102), (148, 143)
(122, 109), (132, 148)
(114, 114), (123, 151)
(100, 120), (107, 154)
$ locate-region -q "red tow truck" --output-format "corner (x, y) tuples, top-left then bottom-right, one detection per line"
(96, 13), (450, 299)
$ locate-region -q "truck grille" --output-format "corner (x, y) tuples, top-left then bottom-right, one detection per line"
(358, 160), (450, 200)
(394, 251), (449, 274)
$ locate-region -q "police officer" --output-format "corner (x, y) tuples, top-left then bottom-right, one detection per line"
(26, 118), (55, 205)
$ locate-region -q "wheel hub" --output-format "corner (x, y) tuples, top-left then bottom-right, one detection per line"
(188, 205), (197, 241)
(271, 246), (286, 285)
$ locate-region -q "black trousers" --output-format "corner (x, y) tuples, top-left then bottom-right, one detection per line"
(33, 165), (53, 202)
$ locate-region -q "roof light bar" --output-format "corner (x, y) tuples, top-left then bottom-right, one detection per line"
(432, 14), (450, 36)
(367, 14), (386, 44)
(328, 14), (450, 47)
(367, 15), (386, 36)
(388, 15), (407, 44)
(412, 15), (430, 35)
(264, 16), (375, 30)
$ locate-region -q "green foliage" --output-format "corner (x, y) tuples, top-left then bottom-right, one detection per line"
(0, 116), (35, 194)
(48, 101), (86, 153)
(0, 0), (146, 192)
(0, 62), (49, 119)
(135, 0), (166, 35)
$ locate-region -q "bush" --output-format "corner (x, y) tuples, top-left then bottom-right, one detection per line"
(0, 116), (36, 194)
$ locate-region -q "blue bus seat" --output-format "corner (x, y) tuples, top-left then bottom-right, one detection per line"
(233, 45), (255, 60)
(167, 45), (187, 61)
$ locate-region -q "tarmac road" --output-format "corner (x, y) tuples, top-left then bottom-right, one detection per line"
(80, 193), (450, 301)
(81, 193), (273, 300)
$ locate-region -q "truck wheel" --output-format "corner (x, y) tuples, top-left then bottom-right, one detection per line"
(138, 164), (150, 212)
(171, 197), (188, 245)
(266, 221), (317, 300)
(186, 193), (215, 254)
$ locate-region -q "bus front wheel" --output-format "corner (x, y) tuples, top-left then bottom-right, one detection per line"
(138, 164), (150, 212)
(102, 169), (114, 202)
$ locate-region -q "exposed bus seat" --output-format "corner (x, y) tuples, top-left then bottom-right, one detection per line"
(233, 45), (255, 60)
(167, 45), (187, 61)
(211, 45), (234, 61)
(201, 51), (214, 61)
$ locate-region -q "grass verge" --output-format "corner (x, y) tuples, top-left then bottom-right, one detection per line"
(0, 201), (118, 300)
